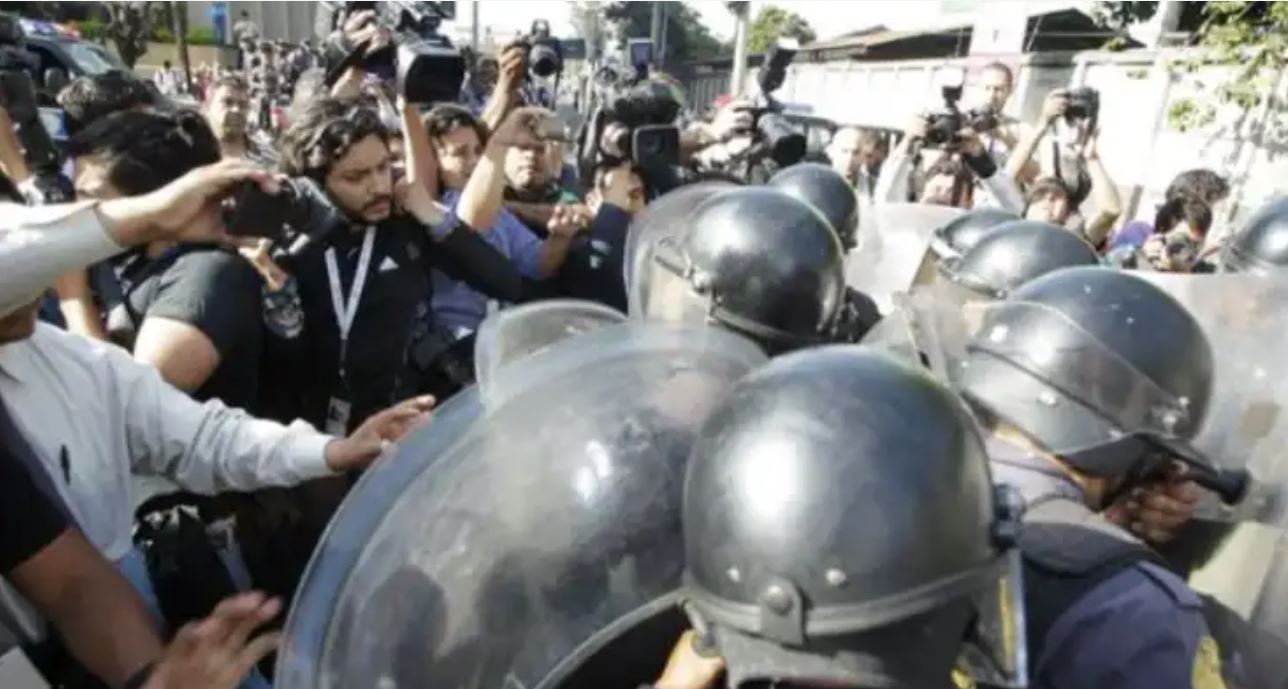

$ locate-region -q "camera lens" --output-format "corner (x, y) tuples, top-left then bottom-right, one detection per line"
(530, 44), (560, 78)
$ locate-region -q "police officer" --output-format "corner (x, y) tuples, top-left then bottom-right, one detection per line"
(954, 266), (1230, 689)
(674, 346), (1023, 689)
(930, 207), (1019, 260)
(1220, 196), (1288, 274)
(939, 219), (1100, 298)
(631, 187), (880, 353)
(768, 162), (860, 251)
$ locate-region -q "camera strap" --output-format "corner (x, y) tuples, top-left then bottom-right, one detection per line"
(324, 227), (377, 385)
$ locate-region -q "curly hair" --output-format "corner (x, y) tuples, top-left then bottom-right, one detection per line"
(1164, 169), (1230, 206)
(65, 109), (220, 196)
(278, 97), (390, 181)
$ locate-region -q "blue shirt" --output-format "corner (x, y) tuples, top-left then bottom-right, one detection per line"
(431, 189), (544, 333)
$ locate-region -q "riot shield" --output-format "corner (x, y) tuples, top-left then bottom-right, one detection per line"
(276, 322), (767, 689)
(474, 300), (626, 407)
(624, 181), (737, 315)
(846, 203), (964, 312)
(1133, 273), (1288, 472)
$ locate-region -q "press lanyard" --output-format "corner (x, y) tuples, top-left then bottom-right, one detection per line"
(324, 227), (376, 383)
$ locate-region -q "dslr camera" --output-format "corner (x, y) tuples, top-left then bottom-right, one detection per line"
(923, 76), (999, 148)
(1063, 87), (1099, 122)
(318, 1), (465, 105)
(521, 19), (563, 80)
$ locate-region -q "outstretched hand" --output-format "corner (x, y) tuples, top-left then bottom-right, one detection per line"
(324, 395), (435, 472)
(143, 593), (282, 689)
(98, 159), (279, 248)
(655, 630), (725, 689)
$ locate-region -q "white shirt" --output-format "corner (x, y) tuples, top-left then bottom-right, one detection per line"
(0, 201), (336, 641)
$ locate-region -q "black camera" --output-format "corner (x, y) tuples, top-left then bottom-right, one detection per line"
(523, 19), (563, 80)
(746, 39), (806, 167)
(224, 177), (351, 270)
(922, 80), (999, 148)
(1064, 87), (1100, 122)
(319, 1), (465, 105)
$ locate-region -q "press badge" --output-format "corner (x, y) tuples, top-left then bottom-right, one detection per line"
(325, 397), (352, 435)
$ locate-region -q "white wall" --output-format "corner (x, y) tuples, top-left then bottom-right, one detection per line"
(774, 48), (1288, 230)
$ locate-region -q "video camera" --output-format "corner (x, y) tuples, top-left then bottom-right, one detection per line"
(318, 1), (465, 105)
(742, 38), (806, 167)
(579, 39), (683, 191)
(0, 12), (72, 203)
(922, 72), (999, 149)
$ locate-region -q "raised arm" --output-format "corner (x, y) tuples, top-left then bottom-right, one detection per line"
(1081, 132), (1122, 246)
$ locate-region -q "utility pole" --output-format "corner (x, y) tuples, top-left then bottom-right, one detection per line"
(728, 1), (750, 95)
(649, 1), (665, 68)
(471, 0), (480, 51)
(171, 1), (192, 95)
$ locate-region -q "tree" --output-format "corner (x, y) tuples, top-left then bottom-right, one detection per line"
(1097, 2), (1288, 132)
(747, 5), (817, 53)
(603, 2), (730, 66)
(105, 1), (161, 69)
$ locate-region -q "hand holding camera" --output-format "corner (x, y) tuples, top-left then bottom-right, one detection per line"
(1040, 89), (1071, 126)
(489, 106), (549, 151)
(495, 41), (526, 95)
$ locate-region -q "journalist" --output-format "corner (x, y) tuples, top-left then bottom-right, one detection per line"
(275, 97), (534, 429)
(874, 113), (1024, 212)
(1006, 88), (1122, 246)
(0, 158), (431, 684)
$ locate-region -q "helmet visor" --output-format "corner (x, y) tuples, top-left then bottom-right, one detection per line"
(635, 237), (713, 327)
(930, 300), (1206, 463)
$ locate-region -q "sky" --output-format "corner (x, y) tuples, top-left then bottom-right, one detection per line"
(458, 1), (959, 43)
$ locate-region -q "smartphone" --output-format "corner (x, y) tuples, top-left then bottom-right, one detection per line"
(225, 181), (292, 239)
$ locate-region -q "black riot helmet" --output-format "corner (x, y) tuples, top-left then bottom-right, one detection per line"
(639, 187), (846, 354)
(943, 220), (1100, 298)
(768, 162), (860, 250)
(1221, 196), (1288, 274)
(930, 207), (1019, 259)
(684, 347), (1020, 688)
(959, 267), (1215, 479)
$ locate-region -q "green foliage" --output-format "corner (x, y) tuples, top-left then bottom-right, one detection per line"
(1163, 2), (1288, 132)
(603, 2), (731, 65)
(747, 5), (817, 53)
(151, 25), (174, 43)
(1102, 2), (1286, 132)
(73, 18), (108, 42)
(186, 26), (217, 46)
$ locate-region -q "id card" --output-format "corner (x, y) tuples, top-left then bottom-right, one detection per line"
(325, 397), (352, 435)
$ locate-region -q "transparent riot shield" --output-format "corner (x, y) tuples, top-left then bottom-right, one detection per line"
(474, 300), (626, 407)
(846, 203), (965, 312)
(1133, 273), (1288, 472)
(276, 322), (767, 689)
(624, 181), (737, 315)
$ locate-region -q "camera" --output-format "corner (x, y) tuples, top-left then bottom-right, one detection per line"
(523, 19), (563, 80)
(746, 39), (806, 167)
(922, 80), (999, 148)
(224, 177), (351, 270)
(0, 12), (72, 202)
(319, 1), (465, 105)
(1064, 87), (1099, 122)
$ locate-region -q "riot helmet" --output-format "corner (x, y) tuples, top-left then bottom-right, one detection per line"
(683, 346), (1024, 688)
(768, 162), (860, 250)
(942, 220), (1100, 298)
(1221, 196), (1288, 274)
(958, 267), (1215, 479)
(930, 207), (1019, 260)
(635, 187), (846, 354)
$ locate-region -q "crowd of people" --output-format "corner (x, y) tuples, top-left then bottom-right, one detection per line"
(0, 5), (1286, 689)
